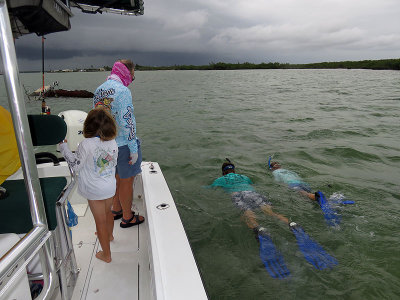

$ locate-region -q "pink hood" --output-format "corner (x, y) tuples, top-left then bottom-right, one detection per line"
(107, 61), (132, 87)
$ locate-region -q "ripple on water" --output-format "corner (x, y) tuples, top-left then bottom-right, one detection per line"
(302, 128), (368, 140)
(289, 117), (315, 122)
(322, 147), (381, 162)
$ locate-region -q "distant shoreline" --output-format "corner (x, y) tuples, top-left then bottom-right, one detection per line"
(14, 58), (400, 73)
(135, 58), (399, 71)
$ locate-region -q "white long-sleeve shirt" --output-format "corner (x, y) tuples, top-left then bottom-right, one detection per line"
(60, 137), (118, 200)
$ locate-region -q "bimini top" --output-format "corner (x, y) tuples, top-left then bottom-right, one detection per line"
(8, 0), (73, 37)
(7, 0), (143, 38)
(71, 0), (144, 15)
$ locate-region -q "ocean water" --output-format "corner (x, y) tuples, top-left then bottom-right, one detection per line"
(1, 69), (399, 299)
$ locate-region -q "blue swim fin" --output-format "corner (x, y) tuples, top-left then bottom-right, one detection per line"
(330, 199), (355, 205)
(289, 222), (338, 270)
(258, 228), (290, 279)
(328, 193), (355, 205)
(316, 191), (341, 226)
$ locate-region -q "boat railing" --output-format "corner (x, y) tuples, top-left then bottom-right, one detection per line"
(0, 1), (61, 298)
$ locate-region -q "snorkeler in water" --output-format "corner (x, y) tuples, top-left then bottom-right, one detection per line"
(267, 157), (352, 226)
(210, 158), (337, 278)
(211, 159), (289, 229)
(268, 160), (318, 201)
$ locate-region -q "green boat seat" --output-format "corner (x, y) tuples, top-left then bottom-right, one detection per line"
(0, 114), (68, 234)
(27, 114), (67, 146)
(0, 177), (67, 234)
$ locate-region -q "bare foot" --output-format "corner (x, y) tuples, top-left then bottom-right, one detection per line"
(95, 251), (111, 263)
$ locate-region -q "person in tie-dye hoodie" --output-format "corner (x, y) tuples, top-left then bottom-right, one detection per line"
(93, 59), (145, 228)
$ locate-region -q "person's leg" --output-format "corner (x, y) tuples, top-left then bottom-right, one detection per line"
(298, 190), (316, 201)
(119, 175), (135, 221)
(94, 195), (116, 239)
(242, 209), (259, 230)
(88, 199), (112, 263)
(260, 205), (289, 225)
(119, 175), (145, 225)
(112, 174), (122, 217)
(105, 196), (114, 241)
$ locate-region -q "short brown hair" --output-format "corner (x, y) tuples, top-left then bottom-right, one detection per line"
(118, 59), (135, 72)
(83, 107), (117, 141)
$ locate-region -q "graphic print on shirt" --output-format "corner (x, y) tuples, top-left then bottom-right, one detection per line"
(93, 88), (115, 111)
(123, 106), (136, 141)
(93, 147), (118, 176)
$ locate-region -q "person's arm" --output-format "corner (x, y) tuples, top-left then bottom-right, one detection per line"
(119, 89), (138, 164)
(59, 140), (87, 172)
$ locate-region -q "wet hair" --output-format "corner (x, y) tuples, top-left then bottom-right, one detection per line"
(83, 107), (117, 141)
(270, 161), (281, 170)
(221, 160), (235, 175)
(118, 59), (135, 72)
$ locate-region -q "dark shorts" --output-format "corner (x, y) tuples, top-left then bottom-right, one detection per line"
(116, 143), (142, 179)
(231, 191), (271, 210)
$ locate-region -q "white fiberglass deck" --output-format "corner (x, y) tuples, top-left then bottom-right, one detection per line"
(70, 200), (150, 300)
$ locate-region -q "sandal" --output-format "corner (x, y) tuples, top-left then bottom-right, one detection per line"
(111, 209), (123, 220)
(120, 212), (145, 228)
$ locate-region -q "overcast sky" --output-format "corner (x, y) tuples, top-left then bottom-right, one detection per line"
(14, 0), (400, 71)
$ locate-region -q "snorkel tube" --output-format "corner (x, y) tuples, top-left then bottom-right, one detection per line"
(268, 156), (272, 170)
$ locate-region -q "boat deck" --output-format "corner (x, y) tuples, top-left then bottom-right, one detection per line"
(70, 196), (151, 300)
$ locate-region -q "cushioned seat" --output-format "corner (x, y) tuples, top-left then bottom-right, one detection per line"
(27, 114), (67, 146)
(0, 177), (67, 234)
(0, 114), (68, 234)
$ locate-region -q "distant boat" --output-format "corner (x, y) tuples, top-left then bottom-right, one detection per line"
(30, 85), (51, 96)
(44, 89), (94, 98)
(30, 81), (94, 99)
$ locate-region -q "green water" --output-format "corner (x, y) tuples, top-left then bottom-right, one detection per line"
(1, 69), (399, 299)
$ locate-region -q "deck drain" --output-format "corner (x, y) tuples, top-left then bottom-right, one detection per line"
(156, 203), (169, 210)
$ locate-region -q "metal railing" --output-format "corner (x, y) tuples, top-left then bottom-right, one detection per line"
(0, 1), (57, 298)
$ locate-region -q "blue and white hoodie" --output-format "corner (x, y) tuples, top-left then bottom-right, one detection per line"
(93, 78), (138, 155)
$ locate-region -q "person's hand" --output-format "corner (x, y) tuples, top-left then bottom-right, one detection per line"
(129, 153), (138, 165)
(59, 139), (67, 145)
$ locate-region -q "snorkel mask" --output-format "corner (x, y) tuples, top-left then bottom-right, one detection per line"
(222, 158), (235, 175)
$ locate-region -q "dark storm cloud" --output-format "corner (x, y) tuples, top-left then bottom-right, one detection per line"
(15, 43), (219, 71)
(13, 0), (400, 71)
